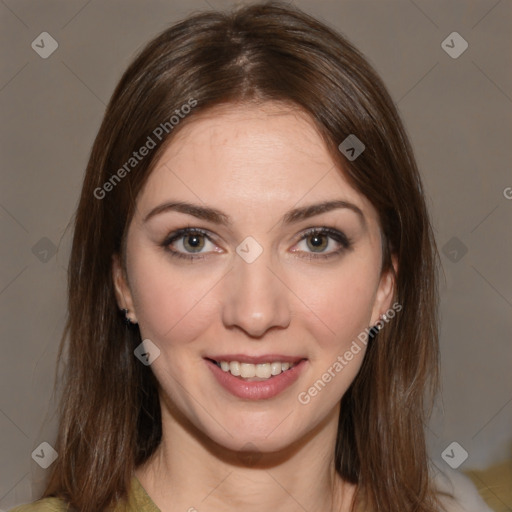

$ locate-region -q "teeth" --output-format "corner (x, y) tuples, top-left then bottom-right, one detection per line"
(270, 362), (282, 375)
(256, 363), (272, 379)
(229, 361), (241, 376)
(240, 363), (256, 378)
(217, 360), (297, 379)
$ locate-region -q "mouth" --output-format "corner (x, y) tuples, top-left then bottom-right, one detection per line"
(204, 356), (308, 400)
(206, 357), (304, 381)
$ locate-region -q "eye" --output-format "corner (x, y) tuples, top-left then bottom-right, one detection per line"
(162, 228), (219, 261)
(162, 226), (352, 262)
(291, 227), (352, 260)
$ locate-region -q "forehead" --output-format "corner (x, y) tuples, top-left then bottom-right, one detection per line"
(136, 102), (377, 224)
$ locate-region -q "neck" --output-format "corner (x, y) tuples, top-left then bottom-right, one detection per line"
(135, 399), (357, 512)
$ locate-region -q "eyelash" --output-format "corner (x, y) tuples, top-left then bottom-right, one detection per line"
(161, 227), (352, 262)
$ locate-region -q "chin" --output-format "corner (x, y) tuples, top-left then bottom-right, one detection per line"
(193, 403), (328, 458)
(205, 424), (304, 457)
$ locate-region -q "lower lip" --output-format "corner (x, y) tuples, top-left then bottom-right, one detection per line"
(205, 359), (307, 400)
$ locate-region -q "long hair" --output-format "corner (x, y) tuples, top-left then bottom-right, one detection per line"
(43, 2), (442, 510)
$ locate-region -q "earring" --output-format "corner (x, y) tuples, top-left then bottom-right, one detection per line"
(121, 308), (137, 326)
(368, 314), (386, 339)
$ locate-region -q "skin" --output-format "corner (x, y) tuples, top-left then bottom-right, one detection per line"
(112, 101), (396, 512)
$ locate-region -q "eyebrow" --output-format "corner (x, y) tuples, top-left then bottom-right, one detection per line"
(143, 199), (366, 228)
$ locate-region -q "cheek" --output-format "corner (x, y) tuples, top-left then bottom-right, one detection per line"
(128, 251), (220, 345)
(292, 258), (379, 352)
(291, 265), (378, 404)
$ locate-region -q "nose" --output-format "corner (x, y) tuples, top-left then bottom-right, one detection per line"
(221, 251), (291, 338)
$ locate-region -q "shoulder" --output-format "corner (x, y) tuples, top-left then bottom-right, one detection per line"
(8, 497), (70, 512)
(8, 476), (160, 512)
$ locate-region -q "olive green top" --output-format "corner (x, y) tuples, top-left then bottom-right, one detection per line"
(8, 476), (160, 512)
(8, 468), (505, 512)
(6, 475), (366, 512)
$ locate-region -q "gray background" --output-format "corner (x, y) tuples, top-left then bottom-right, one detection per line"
(1, 0), (511, 509)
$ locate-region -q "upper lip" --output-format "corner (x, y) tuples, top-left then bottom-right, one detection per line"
(206, 354), (306, 364)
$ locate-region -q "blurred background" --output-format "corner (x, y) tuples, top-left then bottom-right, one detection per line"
(1, 0), (511, 509)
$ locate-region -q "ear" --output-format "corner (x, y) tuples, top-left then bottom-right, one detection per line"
(112, 253), (138, 323)
(370, 254), (398, 326)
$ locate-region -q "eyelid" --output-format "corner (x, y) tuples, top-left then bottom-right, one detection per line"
(293, 226), (351, 246)
(164, 227), (215, 244)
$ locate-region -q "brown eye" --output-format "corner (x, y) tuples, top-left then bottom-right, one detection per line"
(292, 227), (352, 260)
(162, 228), (218, 260)
(306, 232), (329, 252)
(182, 233), (206, 252)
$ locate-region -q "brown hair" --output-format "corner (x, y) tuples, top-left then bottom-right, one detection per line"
(43, 2), (444, 510)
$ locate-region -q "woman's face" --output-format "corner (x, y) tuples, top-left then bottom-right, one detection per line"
(113, 102), (395, 453)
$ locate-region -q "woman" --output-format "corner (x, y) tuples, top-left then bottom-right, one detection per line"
(10, 2), (492, 511)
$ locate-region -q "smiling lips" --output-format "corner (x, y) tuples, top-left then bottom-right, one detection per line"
(207, 354), (304, 380)
(205, 355), (307, 400)
(220, 360), (297, 379)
